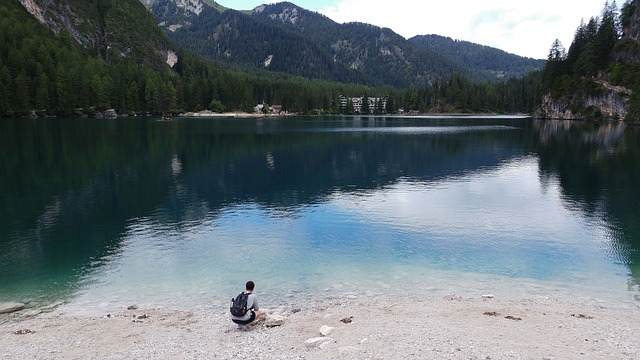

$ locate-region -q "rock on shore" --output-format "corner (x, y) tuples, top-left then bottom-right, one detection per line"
(0, 302), (25, 314)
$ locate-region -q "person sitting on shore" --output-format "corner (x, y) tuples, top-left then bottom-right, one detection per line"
(230, 280), (261, 325)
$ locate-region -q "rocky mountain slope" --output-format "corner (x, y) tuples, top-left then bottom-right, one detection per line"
(142, 1), (542, 87)
(151, 0), (366, 84)
(18, 0), (177, 70)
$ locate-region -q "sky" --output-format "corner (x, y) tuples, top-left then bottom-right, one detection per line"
(217, 0), (615, 59)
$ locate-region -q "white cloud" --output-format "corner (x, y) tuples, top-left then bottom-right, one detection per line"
(319, 0), (609, 59)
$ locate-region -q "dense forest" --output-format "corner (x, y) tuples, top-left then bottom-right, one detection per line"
(409, 35), (544, 80)
(399, 72), (541, 115)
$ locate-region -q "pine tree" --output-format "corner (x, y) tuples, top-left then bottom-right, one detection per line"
(593, 1), (620, 70)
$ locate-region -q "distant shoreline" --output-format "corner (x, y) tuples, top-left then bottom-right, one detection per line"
(180, 111), (296, 118)
(178, 111), (532, 118)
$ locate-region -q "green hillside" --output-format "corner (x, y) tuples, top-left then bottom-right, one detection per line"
(409, 34), (545, 80)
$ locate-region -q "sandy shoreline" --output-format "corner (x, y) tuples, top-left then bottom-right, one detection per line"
(2, 293), (639, 359)
(180, 111), (294, 118)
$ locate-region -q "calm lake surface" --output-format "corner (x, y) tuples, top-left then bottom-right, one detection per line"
(1, 116), (639, 314)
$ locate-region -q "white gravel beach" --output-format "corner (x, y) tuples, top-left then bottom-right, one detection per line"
(2, 293), (639, 359)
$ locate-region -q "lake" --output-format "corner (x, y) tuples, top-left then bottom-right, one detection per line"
(1, 116), (639, 314)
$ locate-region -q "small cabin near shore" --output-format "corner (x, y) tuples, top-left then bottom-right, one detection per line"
(254, 104), (283, 114)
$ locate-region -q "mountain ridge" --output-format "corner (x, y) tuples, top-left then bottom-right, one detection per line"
(409, 34), (544, 80)
(144, 0), (543, 88)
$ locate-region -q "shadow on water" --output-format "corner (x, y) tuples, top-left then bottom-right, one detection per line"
(533, 119), (640, 294)
(1, 116), (639, 306)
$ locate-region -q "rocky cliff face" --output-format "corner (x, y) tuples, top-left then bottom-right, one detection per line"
(18, 0), (98, 46)
(623, 1), (640, 43)
(141, 0), (212, 13)
(18, 0), (177, 69)
(537, 81), (630, 120)
(536, 94), (577, 120)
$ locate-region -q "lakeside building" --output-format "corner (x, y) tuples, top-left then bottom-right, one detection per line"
(338, 95), (389, 114)
(254, 103), (283, 114)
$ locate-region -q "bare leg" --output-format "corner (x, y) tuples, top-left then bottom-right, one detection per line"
(251, 310), (263, 325)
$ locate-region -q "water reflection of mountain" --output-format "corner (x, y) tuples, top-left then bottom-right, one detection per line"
(176, 118), (533, 213)
(533, 120), (640, 291)
(0, 117), (532, 303)
(4, 116), (639, 304)
(0, 118), (178, 303)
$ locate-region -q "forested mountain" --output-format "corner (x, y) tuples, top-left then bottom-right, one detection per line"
(409, 35), (545, 80)
(151, 1), (366, 84)
(250, 2), (471, 86)
(0, 0), (379, 117)
(2, 0), (541, 118)
(0, 0), (180, 116)
(538, 0), (640, 122)
(145, 1), (539, 87)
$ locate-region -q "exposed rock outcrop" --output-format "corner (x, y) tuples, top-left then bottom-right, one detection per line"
(96, 109), (118, 118)
(583, 90), (629, 118)
(536, 94), (577, 120)
(143, 0), (205, 15)
(166, 50), (179, 68)
(18, 0), (46, 25)
(536, 84), (630, 120)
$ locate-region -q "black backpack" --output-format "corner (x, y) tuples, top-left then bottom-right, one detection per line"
(230, 292), (249, 317)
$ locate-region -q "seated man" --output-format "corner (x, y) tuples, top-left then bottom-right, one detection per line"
(230, 280), (261, 325)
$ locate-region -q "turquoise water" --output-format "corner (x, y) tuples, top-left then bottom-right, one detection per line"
(1, 116), (639, 314)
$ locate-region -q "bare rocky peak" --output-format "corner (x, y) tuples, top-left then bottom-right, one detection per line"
(173, 0), (205, 15)
(269, 6), (300, 25)
(253, 3), (303, 26)
(141, 0), (206, 15)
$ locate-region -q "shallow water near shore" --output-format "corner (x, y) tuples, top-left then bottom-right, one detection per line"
(1, 116), (639, 315)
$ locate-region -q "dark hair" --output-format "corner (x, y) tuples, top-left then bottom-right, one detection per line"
(246, 281), (255, 291)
